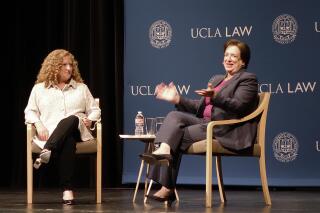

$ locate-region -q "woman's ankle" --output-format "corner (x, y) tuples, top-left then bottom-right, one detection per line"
(161, 186), (173, 193)
(63, 190), (74, 200)
(152, 143), (171, 155)
(154, 186), (173, 197)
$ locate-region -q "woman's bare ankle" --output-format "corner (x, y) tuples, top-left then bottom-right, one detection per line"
(63, 190), (74, 200)
(154, 186), (172, 198)
(152, 143), (171, 155)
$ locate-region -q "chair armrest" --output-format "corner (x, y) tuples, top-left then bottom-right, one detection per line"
(96, 121), (102, 144)
(96, 120), (102, 153)
(206, 107), (263, 153)
(207, 110), (262, 135)
(27, 124), (36, 145)
(26, 124), (36, 166)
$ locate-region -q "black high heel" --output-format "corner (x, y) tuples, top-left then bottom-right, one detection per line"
(146, 192), (176, 205)
(152, 154), (172, 161)
(139, 153), (172, 165)
(139, 153), (156, 164)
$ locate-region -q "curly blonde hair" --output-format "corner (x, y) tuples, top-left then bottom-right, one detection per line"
(36, 49), (84, 87)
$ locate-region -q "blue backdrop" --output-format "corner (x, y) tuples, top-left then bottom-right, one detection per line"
(122, 0), (320, 186)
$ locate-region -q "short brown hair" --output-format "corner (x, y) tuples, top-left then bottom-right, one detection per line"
(224, 39), (251, 69)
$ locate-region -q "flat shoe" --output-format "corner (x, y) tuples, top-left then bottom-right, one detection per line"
(33, 150), (52, 169)
(33, 158), (42, 169)
(40, 150), (51, 164)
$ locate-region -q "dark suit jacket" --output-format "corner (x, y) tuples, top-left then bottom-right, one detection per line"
(176, 69), (259, 150)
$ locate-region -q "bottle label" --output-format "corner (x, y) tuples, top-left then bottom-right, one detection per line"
(135, 118), (144, 125)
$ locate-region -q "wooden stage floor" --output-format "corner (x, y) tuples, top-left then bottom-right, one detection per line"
(0, 187), (319, 212)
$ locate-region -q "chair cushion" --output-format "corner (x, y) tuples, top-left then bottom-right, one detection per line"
(186, 139), (261, 157)
(31, 139), (97, 154)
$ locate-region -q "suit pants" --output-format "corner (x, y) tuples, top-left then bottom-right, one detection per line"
(44, 115), (81, 190)
(147, 111), (208, 189)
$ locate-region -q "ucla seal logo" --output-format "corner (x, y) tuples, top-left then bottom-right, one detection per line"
(273, 132), (298, 162)
(272, 14), (298, 44)
(149, 20), (172, 48)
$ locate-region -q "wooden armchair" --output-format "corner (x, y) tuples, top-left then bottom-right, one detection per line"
(26, 99), (102, 204)
(186, 92), (271, 207)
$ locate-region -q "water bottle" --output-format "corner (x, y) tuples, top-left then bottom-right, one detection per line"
(135, 111), (144, 135)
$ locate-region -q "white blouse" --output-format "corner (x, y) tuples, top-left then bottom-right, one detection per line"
(24, 79), (101, 149)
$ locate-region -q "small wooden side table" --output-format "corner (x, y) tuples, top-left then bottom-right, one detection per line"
(119, 134), (155, 202)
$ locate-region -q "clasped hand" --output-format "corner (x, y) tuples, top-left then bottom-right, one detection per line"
(195, 83), (215, 97)
(35, 122), (49, 141)
(82, 117), (92, 128)
(155, 82), (180, 104)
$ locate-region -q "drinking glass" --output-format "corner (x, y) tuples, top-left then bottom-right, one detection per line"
(145, 118), (156, 135)
(155, 117), (165, 133)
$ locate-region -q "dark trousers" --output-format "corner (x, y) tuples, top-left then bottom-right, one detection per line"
(147, 111), (208, 189)
(44, 115), (80, 190)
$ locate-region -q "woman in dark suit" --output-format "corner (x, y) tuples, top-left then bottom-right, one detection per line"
(141, 39), (259, 203)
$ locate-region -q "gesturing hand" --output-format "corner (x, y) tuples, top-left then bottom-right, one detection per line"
(35, 121), (49, 141)
(155, 82), (180, 104)
(195, 83), (215, 97)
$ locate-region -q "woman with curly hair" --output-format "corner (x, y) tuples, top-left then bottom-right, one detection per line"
(24, 49), (101, 205)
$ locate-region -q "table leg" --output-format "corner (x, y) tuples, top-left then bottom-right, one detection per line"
(144, 179), (153, 203)
(133, 159), (145, 202)
(144, 162), (150, 195)
(174, 188), (180, 201)
(133, 141), (155, 202)
(143, 142), (155, 203)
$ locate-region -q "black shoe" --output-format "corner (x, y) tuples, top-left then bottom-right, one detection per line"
(139, 153), (157, 164)
(139, 153), (172, 165)
(152, 154), (172, 161)
(62, 199), (75, 205)
(146, 192), (176, 205)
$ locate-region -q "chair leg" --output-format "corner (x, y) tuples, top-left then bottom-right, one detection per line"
(144, 179), (153, 203)
(216, 156), (226, 203)
(206, 150), (213, 207)
(144, 161), (151, 195)
(259, 155), (271, 205)
(26, 129), (33, 204)
(27, 152), (33, 204)
(96, 147), (102, 203)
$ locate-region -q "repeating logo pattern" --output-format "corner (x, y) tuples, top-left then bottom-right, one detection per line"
(315, 22), (320, 32)
(272, 14), (298, 44)
(149, 20), (172, 48)
(273, 132), (299, 162)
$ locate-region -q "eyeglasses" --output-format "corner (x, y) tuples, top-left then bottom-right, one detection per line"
(224, 53), (240, 61)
